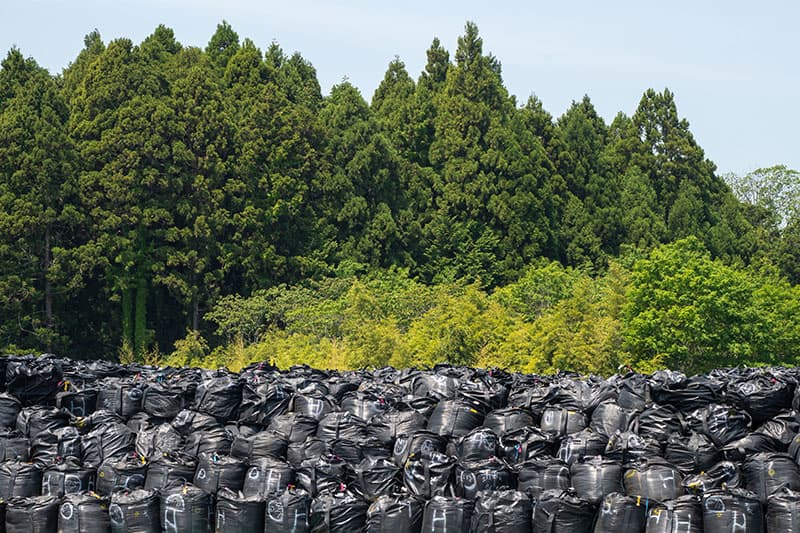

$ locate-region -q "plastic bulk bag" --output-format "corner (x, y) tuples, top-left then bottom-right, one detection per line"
(624, 457), (684, 502)
(193, 452), (247, 494)
(366, 494), (423, 533)
(531, 489), (595, 533)
(702, 488), (763, 533)
(421, 496), (473, 533)
(265, 486), (312, 533)
(58, 492), (112, 533)
(5, 494), (59, 532)
(144, 451), (197, 490)
(515, 458), (570, 499)
(427, 400), (484, 438)
(309, 487), (369, 533)
(242, 456), (295, 499)
(570, 456), (624, 505)
(41, 457), (95, 497)
(109, 488), (161, 533)
(470, 489), (532, 533)
(230, 430), (288, 462)
(592, 492), (647, 533)
(645, 495), (703, 533)
(159, 482), (214, 533)
(215, 488), (265, 533)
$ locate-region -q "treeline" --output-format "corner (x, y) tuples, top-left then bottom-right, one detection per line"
(0, 22), (797, 366)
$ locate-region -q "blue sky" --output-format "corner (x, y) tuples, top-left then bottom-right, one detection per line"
(2, 0), (797, 175)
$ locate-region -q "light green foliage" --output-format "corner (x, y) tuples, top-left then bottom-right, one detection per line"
(622, 238), (800, 374)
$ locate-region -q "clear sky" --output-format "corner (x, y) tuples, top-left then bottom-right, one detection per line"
(2, 0), (797, 176)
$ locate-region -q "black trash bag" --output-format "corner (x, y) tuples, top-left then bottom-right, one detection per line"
(498, 427), (556, 465)
(193, 373), (242, 422)
(58, 492), (112, 533)
(470, 489), (532, 533)
(141, 382), (187, 419)
(702, 488), (763, 533)
(623, 457), (683, 502)
(482, 408), (535, 437)
(403, 451), (456, 499)
(16, 405), (71, 438)
(632, 404), (686, 443)
(183, 426), (232, 457)
(515, 458), (570, 499)
(265, 486), (311, 533)
(645, 495), (703, 533)
(540, 407), (588, 437)
(81, 421), (136, 468)
(352, 456), (401, 501)
(664, 432), (721, 474)
(215, 489), (266, 533)
(296, 454), (348, 497)
(0, 394), (21, 428)
(531, 489), (595, 533)
(395, 395), (441, 420)
(615, 373), (651, 411)
(269, 413), (320, 443)
(365, 494), (422, 533)
(722, 432), (780, 461)
(455, 457), (515, 500)
(756, 410), (800, 449)
(238, 379), (293, 426)
(412, 372), (461, 401)
(367, 410), (428, 447)
(0, 429), (30, 461)
(604, 431), (662, 463)
(393, 430), (447, 467)
(341, 391), (389, 421)
(557, 427), (608, 465)
(688, 404), (751, 447)
(651, 376), (724, 412)
(727, 374), (794, 425)
(456, 380), (509, 415)
(570, 456), (624, 505)
(742, 452), (800, 504)
(127, 412), (155, 434)
(0, 460), (42, 499)
(5, 356), (63, 406)
(590, 401), (636, 438)
(316, 411), (367, 442)
(287, 438), (332, 468)
(135, 422), (183, 458)
(109, 488), (161, 533)
(160, 482), (214, 533)
(193, 452), (247, 494)
(310, 487), (369, 533)
(170, 409), (219, 435)
(96, 453), (148, 495)
(766, 488), (800, 533)
(5, 494), (59, 532)
(421, 495), (474, 533)
(683, 461), (742, 494)
(243, 457), (295, 499)
(56, 388), (98, 418)
(31, 425), (82, 466)
(41, 457), (95, 497)
(456, 427), (499, 461)
(144, 451), (198, 490)
(96, 379), (144, 419)
(290, 393), (336, 422)
(592, 492), (647, 533)
(230, 429), (288, 462)
(427, 400), (484, 438)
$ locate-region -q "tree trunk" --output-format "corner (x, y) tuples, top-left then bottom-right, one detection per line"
(134, 277), (148, 360)
(122, 287), (135, 356)
(192, 296), (200, 332)
(44, 225), (53, 350)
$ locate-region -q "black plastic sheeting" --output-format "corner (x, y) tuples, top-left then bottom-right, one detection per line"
(2, 357), (800, 531)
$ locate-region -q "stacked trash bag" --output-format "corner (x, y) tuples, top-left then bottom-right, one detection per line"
(2, 356), (800, 532)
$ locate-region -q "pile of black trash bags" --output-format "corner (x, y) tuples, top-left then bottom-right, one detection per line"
(1, 356), (800, 532)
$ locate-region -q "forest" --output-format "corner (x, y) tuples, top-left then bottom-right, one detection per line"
(0, 21), (798, 374)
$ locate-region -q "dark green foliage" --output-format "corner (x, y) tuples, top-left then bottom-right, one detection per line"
(0, 21), (792, 368)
